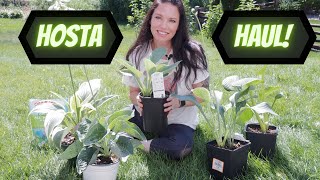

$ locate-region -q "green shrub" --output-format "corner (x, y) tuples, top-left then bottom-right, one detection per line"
(100, 0), (131, 23)
(0, 9), (23, 19)
(202, 2), (223, 40)
(127, 0), (151, 30)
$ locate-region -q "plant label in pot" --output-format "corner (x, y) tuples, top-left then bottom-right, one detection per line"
(151, 72), (165, 98)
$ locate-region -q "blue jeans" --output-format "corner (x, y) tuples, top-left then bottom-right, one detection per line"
(129, 108), (195, 160)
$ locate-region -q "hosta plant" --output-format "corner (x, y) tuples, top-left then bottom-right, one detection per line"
(59, 108), (146, 174)
(189, 76), (264, 147)
(118, 48), (181, 97)
(29, 79), (117, 149)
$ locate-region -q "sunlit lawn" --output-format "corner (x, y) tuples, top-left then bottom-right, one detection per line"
(0, 18), (319, 179)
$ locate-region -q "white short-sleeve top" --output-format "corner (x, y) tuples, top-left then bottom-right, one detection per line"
(122, 42), (209, 129)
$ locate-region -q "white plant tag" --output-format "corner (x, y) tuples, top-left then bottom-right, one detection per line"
(151, 72), (165, 98)
(212, 158), (224, 173)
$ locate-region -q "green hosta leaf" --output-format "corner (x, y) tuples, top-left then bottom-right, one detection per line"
(222, 75), (240, 91)
(77, 118), (92, 142)
(150, 47), (166, 64)
(191, 87), (211, 106)
(237, 107), (254, 125)
(235, 100), (247, 115)
(83, 121), (106, 146)
(77, 79), (101, 104)
(44, 109), (66, 138)
(251, 102), (278, 116)
(93, 95), (118, 109)
(105, 109), (134, 126)
(59, 140), (83, 160)
(76, 146), (99, 174)
(110, 136), (134, 158)
(114, 120), (146, 141)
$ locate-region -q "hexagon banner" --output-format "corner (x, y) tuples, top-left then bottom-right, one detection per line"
(212, 11), (316, 64)
(19, 10), (123, 64)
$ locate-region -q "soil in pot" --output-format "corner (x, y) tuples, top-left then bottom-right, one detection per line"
(140, 92), (169, 134)
(206, 139), (251, 179)
(245, 123), (278, 158)
(83, 154), (120, 180)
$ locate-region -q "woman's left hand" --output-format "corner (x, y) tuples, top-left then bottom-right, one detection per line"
(164, 97), (180, 113)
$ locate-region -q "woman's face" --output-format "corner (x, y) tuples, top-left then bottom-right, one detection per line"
(150, 2), (180, 45)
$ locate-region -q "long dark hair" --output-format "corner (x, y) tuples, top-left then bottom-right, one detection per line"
(126, 0), (208, 90)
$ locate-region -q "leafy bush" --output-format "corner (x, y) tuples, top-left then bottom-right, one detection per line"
(279, 0), (301, 10)
(100, 0), (131, 23)
(236, 0), (259, 11)
(127, 0), (151, 29)
(202, 2), (223, 40)
(0, 9), (23, 19)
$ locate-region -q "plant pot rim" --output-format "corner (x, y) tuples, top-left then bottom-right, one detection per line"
(206, 138), (251, 152)
(245, 122), (278, 135)
(139, 91), (170, 99)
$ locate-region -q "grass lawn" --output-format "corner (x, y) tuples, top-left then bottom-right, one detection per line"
(1, 18), (320, 179)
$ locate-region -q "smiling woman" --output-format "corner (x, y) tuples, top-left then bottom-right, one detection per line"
(122, 0), (209, 160)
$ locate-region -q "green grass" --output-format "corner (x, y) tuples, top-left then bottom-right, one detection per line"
(1, 18), (320, 179)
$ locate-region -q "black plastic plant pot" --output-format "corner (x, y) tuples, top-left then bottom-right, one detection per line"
(245, 123), (278, 158)
(206, 139), (251, 179)
(140, 92), (169, 134)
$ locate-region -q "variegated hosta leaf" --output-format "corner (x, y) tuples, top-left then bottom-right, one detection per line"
(77, 118), (92, 142)
(69, 94), (81, 114)
(59, 140), (83, 160)
(212, 90), (223, 105)
(76, 79), (101, 104)
(117, 59), (143, 78)
(158, 61), (181, 77)
(76, 147), (99, 174)
(51, 126), (71, 149)
(191, 87), (211, 106)
(83, 120), (106, 146)
(49, 91), (69, 106)
(29, 100), (66, 115)
(144, 58), (156, 76)
(231, 78), (261, 89)
(117, 120), (146, 141)
(251, 102), (278, 116)
(110, 136), (134, 159)
(80, 103), (96, 114)
(150, 47), (166, 64)
(44, 109), (66, 138)
(222, 75), (240, 91)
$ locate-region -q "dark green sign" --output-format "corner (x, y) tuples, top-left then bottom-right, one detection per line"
(19, 11), (123, 64)
(212, 11), (316, 64)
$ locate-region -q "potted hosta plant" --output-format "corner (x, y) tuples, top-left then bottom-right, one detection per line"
(58, 108), (146, 180)
(29, 79), (116, 151)
(186, 75), (264, 179)
(118, 48), (181, 134)
(236, 71), (284, 158)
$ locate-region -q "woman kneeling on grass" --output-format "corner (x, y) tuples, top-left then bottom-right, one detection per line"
(122, 0), (209, 160)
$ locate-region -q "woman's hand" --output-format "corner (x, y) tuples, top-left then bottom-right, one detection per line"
(164, 96), (180, 113)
